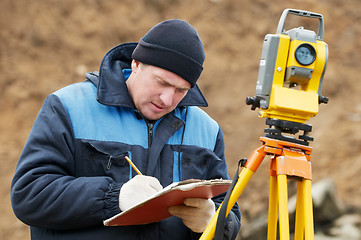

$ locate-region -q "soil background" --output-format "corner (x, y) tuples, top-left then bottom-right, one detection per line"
(1, 0), (360, 239)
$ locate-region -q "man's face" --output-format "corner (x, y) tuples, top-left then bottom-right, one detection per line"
(126, 60), (191, 121)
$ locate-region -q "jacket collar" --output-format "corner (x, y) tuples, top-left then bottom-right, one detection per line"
(89, 43), (208, 108)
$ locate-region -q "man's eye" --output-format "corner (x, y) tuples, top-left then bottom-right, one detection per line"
(158, 80), (169, 86)
(177, 88), (188, 93)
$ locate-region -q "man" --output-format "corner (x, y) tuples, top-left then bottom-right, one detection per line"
(11, 19), (241, 239)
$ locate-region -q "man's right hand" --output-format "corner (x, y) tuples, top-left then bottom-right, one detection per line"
(118, 175), (163, 211)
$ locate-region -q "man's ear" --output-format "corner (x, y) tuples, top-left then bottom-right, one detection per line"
(131, 60), (140, 73)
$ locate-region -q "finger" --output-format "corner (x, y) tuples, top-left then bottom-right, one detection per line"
(169, 204), (212, 233)
(168, 205), (196, 218)
(135, 175), (163, 191)
(147, 177), (163, 192)
(183, 198), (210, 208)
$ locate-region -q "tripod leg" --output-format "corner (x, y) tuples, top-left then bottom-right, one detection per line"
(277, 174), (290, 240)
(294, 180), (305, 240)
(267, 175), (278, 240)
(294, 179), (314, 240)
(200, 145), (267, 240)
(199, 167), (254, 240)
(303, 179), (314, 240)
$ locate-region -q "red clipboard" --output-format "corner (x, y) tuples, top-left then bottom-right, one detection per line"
(104, 179), (231, 226)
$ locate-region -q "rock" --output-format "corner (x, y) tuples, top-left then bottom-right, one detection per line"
(238, 213), (268, 240)
(311, 178), (346, 224)
(327, 214), (361, 240)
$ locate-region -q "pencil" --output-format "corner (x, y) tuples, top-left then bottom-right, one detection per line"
(125, 156), (143, 175)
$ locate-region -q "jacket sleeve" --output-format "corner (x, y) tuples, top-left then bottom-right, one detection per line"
(10, 94), (121, 230)
(209, 126), (241, 240)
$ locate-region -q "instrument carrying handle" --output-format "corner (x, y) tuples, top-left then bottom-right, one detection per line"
(276, 8), (325, 40)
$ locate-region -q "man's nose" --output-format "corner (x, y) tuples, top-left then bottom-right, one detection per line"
(159, 88), (175, 107)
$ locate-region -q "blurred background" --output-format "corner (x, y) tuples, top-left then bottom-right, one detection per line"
(1, 0), (360, 239)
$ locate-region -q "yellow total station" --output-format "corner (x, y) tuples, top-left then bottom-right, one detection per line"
(246, 9), (329, 123)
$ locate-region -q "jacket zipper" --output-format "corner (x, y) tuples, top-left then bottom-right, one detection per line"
(147, 122), (154, 149)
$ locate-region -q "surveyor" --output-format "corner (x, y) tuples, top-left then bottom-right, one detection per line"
(11, 19), (241, 240)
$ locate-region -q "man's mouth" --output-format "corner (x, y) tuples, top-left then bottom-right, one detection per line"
(151, 102), (166, 112)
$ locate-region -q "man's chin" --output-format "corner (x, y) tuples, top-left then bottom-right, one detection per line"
(142, 111), (166, 121)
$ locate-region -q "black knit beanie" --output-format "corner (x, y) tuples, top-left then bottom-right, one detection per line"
(132, 19), (205, 88)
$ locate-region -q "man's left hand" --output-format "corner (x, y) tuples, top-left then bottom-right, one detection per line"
(168, 198), (215, 233)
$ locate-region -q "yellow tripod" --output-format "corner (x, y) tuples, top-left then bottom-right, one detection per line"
(200, 120), (315, 240)
(199, 9), (328, 239)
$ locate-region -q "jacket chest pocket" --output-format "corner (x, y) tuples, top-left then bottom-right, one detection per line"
(172, 145), (222, 181)
(76, 140), (132, 183)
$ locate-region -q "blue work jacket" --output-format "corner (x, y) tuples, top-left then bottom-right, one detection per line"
(11, 43), (241, 240)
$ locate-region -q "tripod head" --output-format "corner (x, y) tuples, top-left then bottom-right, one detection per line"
(246, 9), (328, 124)
(264, 118), (313, 146)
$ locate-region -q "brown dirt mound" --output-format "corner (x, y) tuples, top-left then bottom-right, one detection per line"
(1, 0), (360, 238)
